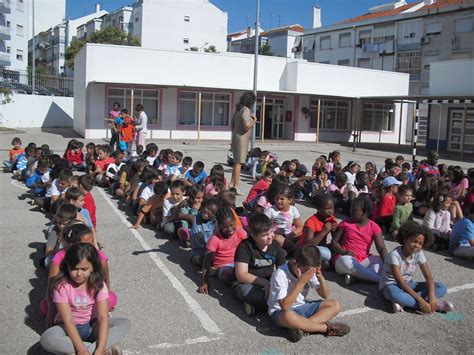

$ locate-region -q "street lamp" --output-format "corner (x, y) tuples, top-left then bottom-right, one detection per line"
(251, 0), (260, 149)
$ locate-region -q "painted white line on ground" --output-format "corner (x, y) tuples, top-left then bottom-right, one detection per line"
(149, 336), (221, 350)
(338, 282), (474, 318)
(10, 179), (29, 190)
(97, 188), (222, 336)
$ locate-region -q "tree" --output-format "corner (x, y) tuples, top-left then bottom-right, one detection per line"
(64, 27), (140, 69)
(204, 45), (217, 53)
(259, 43), (274, 56)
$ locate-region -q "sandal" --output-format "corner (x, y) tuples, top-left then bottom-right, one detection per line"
(325, 322), (350, 337)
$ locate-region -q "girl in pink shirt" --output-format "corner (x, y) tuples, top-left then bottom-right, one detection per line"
(331, 197), (388, 285)
(42, 222), (117, 322)
(198, 206), (247, 295)
(40, 243), (130, 354)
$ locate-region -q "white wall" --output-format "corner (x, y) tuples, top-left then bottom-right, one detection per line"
(0, 93), (73, 128)
(429, 59), (474, 96)
(140, 0), (227, 52)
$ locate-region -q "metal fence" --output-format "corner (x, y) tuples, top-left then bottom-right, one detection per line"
(0, 69), (73, 97)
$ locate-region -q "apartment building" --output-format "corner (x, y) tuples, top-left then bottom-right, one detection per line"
(1, 0), (28, 73)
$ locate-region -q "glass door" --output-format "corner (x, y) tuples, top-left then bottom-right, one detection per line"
(448, 110), (474, 154)
(271, 102), (284, 139)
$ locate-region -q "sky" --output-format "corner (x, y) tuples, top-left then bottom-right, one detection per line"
(66, 0), (407, 32)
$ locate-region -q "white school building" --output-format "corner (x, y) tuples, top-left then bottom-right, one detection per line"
(73, 43), (411, 144)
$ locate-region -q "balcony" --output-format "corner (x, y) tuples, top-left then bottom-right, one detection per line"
(0, 51), (10, 66)
(0, 0), (11, 14)
(0, 24), (11, 40)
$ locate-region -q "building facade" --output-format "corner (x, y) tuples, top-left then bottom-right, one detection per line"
(74, 44), (410, 145)
(1, 0), (28, 73)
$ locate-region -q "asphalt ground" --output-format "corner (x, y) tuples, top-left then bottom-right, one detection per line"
(0, 129), (473, 354)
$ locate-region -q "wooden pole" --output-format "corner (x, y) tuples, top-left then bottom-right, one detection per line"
(316, 98), (321, 143)
(197, 91), (202, 142)
(460, 101), (468, 158)
(398, 100), (403, 145)
(261, 95), (266, 143)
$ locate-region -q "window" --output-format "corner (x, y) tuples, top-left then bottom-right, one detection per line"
(339, 32), (351, 48)
(373, 35), (395, 44)
(455, 17), (473, 33)
(183, 38), (189, 44)
(184, 16), (190, 22)
(178, 91), (231, 126)
(426, 22), (441, 36)
(320, 35), (331, 50)
(358, 58), (371, 68)
(397, 51), (421, 75)
(309, 99), (350, 130)
(319, 61), (330, 64)
(337, 59), (350, 66)
(107, 88), (160, 124)
(119, 16), (124, 23)
(359, 29), (372, 46)
(16, 24), (24, 36)
(362, 103), (394, 131)
(6, 21), (10, 28)
(135, 16), (139, 22)
(16, 49), (23, 61)
(6, 46), (10, 53)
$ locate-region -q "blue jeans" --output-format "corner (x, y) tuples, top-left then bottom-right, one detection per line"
(317, 245), (332, 263)
(271, 300), (322, 327)
(381, 281), (447, 309)
(76, 322), (92, 341)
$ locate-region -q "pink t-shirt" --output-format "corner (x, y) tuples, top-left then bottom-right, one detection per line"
(328, 183), (349, 199)
(53, 281), (109, 325)
(335, 219), (382, 263)
(451, 178), (469, 200)
(206, 227), (247, 268)
(52, 248), (108, 266)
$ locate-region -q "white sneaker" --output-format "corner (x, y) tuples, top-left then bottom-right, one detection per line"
(392, 302), (404, 313)
(436, 300), (455, 313)
(344, 274), (355, 286)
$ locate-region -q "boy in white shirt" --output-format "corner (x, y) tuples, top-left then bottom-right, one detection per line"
(267, 245), (350, 342)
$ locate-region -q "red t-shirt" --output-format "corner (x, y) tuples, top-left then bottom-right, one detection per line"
(65, 150), (84, 165)
(95, 157), (114, 172)
(244, 179), (269, 204)
(84, 192), (96, 228)
(301, 214), (338, 245)
(379, 194), (396, 217)
(206, 227), (247, 269)
(334, 219), (382, 263)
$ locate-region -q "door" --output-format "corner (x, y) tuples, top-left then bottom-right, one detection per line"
(271, 101), (284, 139)
(448, 110), (474, 154)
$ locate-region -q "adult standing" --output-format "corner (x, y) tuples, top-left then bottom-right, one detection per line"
(230, 92), (257, 195)
(134, 103), (148, 152)
(108, 102), (121, 150)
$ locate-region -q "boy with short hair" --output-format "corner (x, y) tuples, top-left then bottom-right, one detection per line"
(267, 245), (350, 342)
(3, 137), (24, 171)
(234, 214), (286, 316)
(391, 184), (414, 238)
(184, 161), (207, 186)
(167, 150), (183, 181)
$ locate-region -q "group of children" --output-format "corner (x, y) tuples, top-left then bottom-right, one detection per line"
(4, 135), (473, 346)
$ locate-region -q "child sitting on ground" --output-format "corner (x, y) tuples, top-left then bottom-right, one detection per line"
(379, 221), (454, 314)
(234, 214), (287, 316)
(85, 142), (96, 175)
(64, 140), (85, 171)
(390, 185), (413, 239)
(183, 160), (208, 186)
(264, 185), (303, 254)
(449, 203), (474, 259)
(300, 194), (337, 269)
(377, 176), (402, 232)
(40, 243), (131, 354)
(328, 173), (349, 214)
(243, 169), (274, 210)
(198, 207), (247, 294)
(3, 137), (23, 171)
(105, 151), (125, 187)
(132, 181), (169, 229)
(35, 169), (72, 212)
(175, 185), (205, 247)
(190, 198), (220, 267)
(92, 145), (114, 185)
(79, 175), (96, 229)
(161, 179), (187, 236)
(423, 192), (453, 250)
(218, 190), (243, 229)
(267, 244), (350, 343)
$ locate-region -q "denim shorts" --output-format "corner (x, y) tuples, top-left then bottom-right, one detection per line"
(271, 300), (323, 328)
